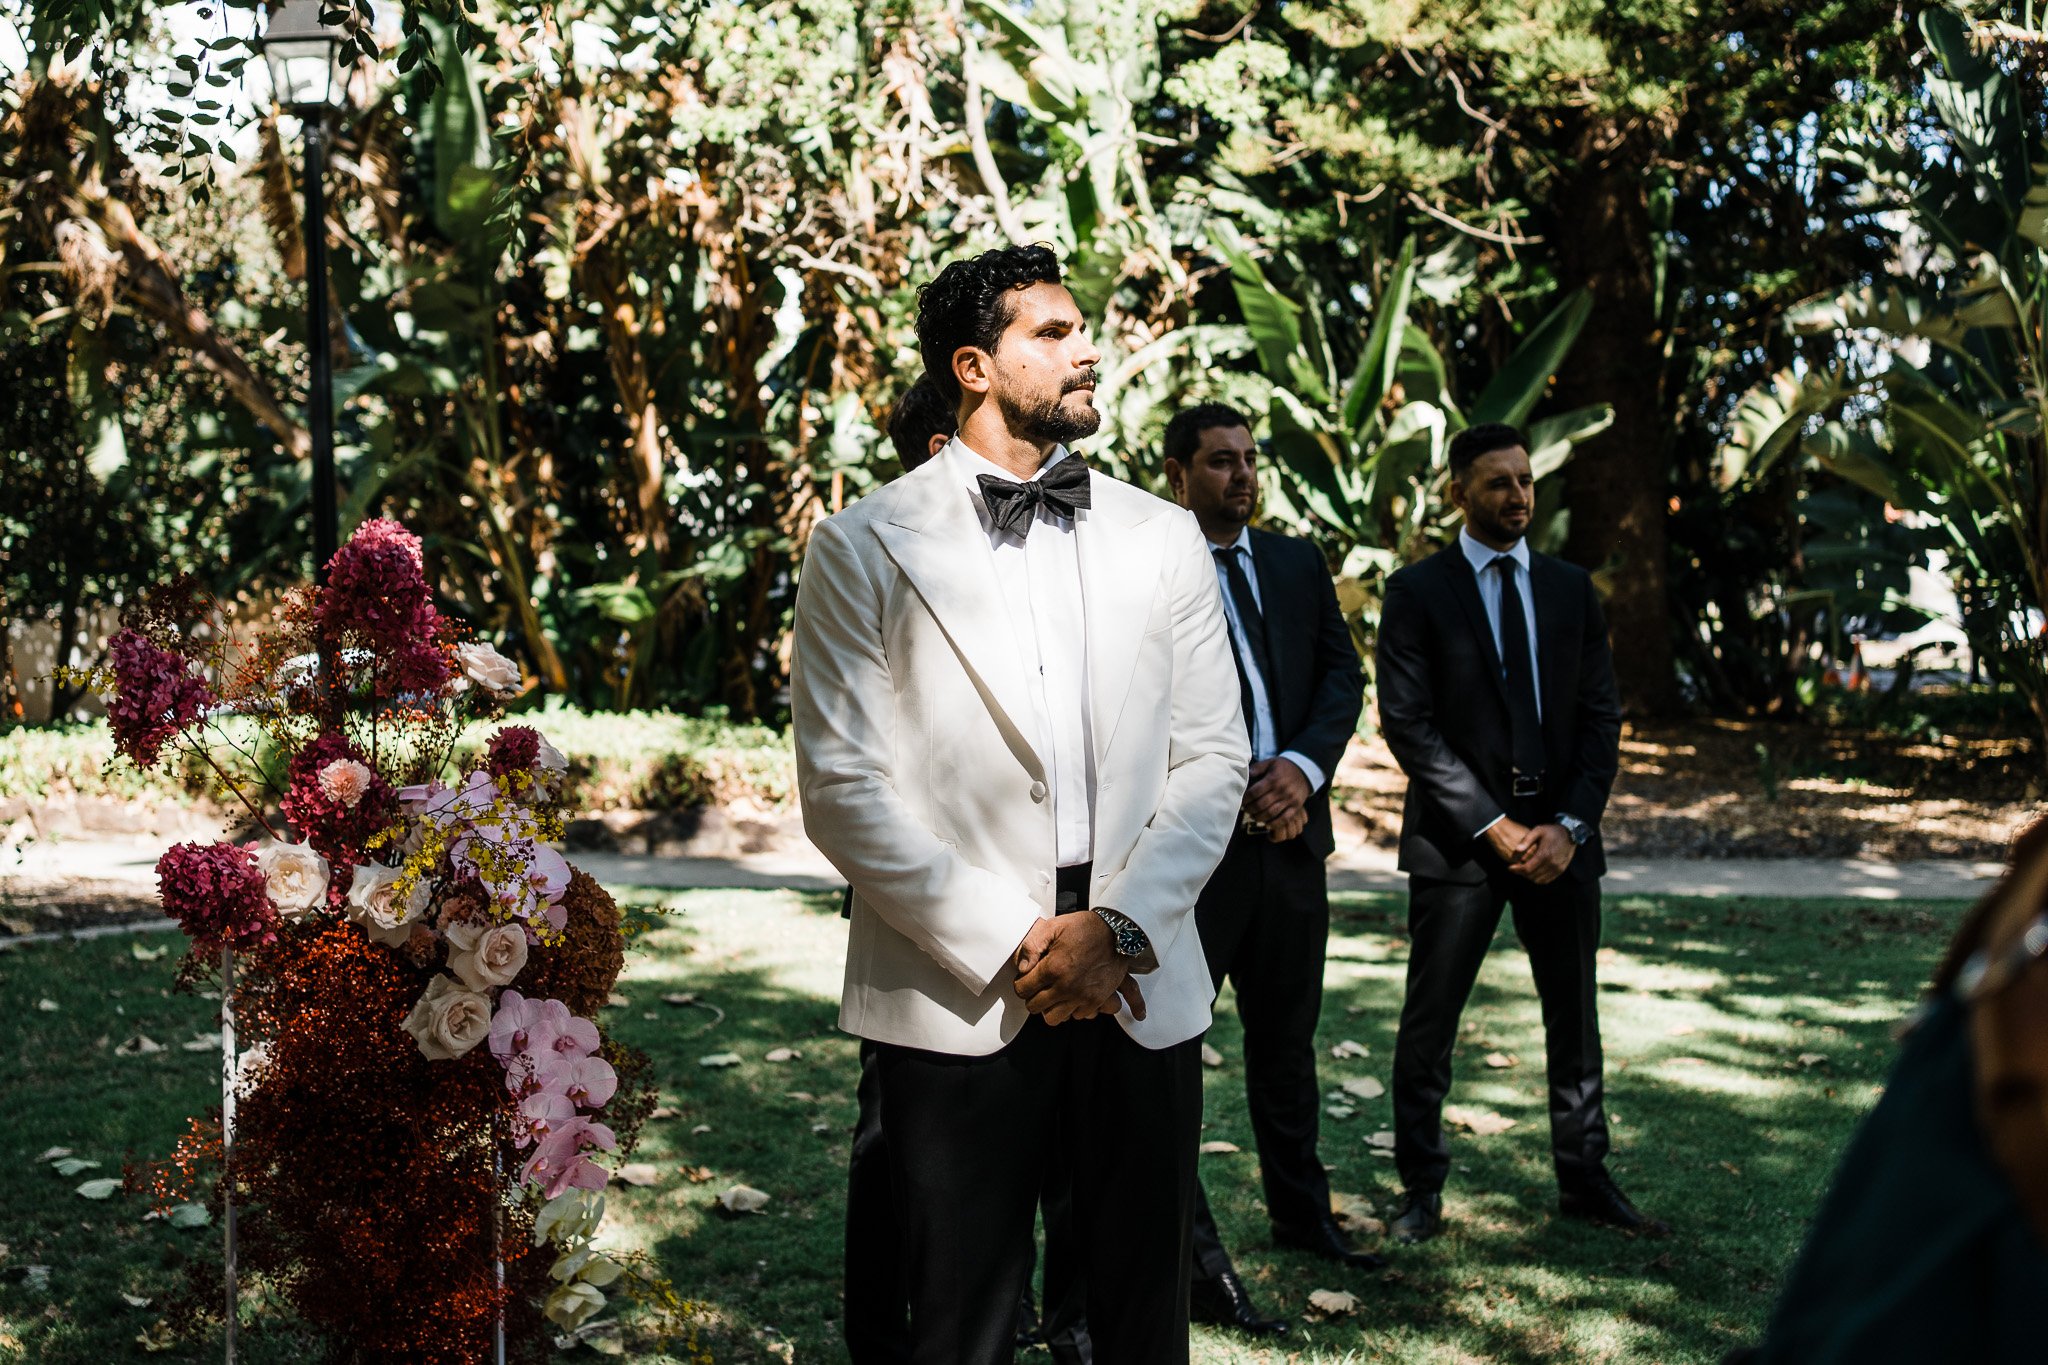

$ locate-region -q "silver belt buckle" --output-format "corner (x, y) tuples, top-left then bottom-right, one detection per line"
(1511, 772), (1544, 798)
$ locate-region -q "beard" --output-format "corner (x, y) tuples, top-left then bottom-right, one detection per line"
(998, 377), (1102, 447)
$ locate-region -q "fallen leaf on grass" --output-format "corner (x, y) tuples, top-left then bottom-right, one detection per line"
(649, 1106), (680, 1121)
(51, 1157), (99, 1177)
(691, 1124), (713, 1135)
(166, 1204), (210, 1229)
(37, 1147), (74, 1163)
(1339, 1076), (1385, 1100)
(115, 1035), (164, 1057)
(1482, 1052), (1518, 1069)
(14, 1265), (52, 1292)
(121, 1293), (152, 1308)
(1200, 1043), (1225, 1068)
(1305, 1288), (1360, 1319)
(615, 1163), (660, 1187)
(130, 943), (166, 962)
(1797, 1053), (1828, 1068)
(716, 1185), (771, 1214)
(1365, 1132), (1396, 1150)
(1198, 1141), (1241, 1155)
(135, 1321), (177, 1353)
(1444, 1105), (1516, 1136)
(680, 1166), (716, 1184)
(765, 1047), (802, 1063)
(181, 1034), (221, 1053)
(662, 992), (700, 1006)
(1325, 1104), (1357, 1120)
(606, 992), (630, 1008)
(1719, 1161), (1742, 1177)
(77, 1178), (123, 1200)
(36, 998), (58, 1012)
(698, 1052), (743, 1069)
(1330, 1040), (1370, 1060)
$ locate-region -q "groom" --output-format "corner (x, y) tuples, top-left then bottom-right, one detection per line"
(792, 244), (1248, 1362)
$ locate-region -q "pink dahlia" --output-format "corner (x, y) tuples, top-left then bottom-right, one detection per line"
(156, 841), (278, 952)
(106, 629), (214, 769)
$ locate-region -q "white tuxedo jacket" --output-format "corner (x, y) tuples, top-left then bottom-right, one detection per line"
(791, 444), (1249, 1056)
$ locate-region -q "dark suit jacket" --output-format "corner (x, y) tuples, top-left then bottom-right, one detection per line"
(1374, 542), (1622, 884)
(1237, 528), (1366, 860)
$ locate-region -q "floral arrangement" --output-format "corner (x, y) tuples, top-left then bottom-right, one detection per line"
(96, 520), (681, 1360)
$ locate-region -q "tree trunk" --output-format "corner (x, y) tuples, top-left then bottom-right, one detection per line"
(1544, 117), (1683, 716)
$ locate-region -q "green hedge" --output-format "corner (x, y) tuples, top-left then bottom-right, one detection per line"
(0, 708), (794, 813)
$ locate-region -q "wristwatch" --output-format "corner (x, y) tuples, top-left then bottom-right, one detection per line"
(1555, 813), (1593, 847)
(1094, 908), (1150, 958)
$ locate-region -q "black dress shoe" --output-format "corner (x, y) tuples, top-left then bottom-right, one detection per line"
(1559, 1171), (1671, 1236)
(1390, 1190), (1443, 1245)
(1272, 1213), (1387, 1268)
(1189, 1270), (1289, 1337)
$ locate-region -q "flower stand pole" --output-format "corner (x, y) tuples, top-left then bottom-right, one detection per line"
(221, 945), (237, 1364)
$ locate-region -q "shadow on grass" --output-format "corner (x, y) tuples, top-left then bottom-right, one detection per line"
(0, 886), (1961, 1365)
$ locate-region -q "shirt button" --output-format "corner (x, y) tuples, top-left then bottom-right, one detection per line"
(1030, 781), (1048, 802)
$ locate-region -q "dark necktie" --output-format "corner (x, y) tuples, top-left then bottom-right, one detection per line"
(1492, 554), (1546, 781)
(975, 455), (1092, 539)
(1214, 546), (1270, 743)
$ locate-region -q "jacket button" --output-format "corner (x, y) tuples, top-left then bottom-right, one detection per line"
(1030, 781), (1048, 802)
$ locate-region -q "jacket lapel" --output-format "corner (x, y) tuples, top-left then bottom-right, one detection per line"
(1443, 547), (1509, 706)
(870, 447), (1047, 781)
(1076, 474), (1163, 762)
(1530, 553), (1570, 724)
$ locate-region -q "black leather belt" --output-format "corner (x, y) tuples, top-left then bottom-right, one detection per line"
(1511, 772), (1545, 798)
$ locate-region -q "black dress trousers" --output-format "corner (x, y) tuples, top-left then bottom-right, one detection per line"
(845, 1039), (913, 1362)
(869, 1013), (1203, 1365)
(1390, 821), (1609, 1195)
(1188, 828), (1334, 1278)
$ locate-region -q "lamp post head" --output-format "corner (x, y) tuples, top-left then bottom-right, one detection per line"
(260, 0), (351, 116)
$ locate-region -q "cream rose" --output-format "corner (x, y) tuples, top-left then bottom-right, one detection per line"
(445, 920), (530, 991)
(453, 642), (522, 696)
(317, 759), (374, 809)
(255, 839), (329, 919)
(543, 1281), (606, 1331)
(402, 973), (493, 1061)
(346, 864), (432, 947)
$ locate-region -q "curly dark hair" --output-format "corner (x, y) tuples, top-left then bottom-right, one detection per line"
(915, 244), (1064, 405)
(1162, 401), (1252, 470)
(1448, 422), (1528, 479)
(886, 373), (957, 472)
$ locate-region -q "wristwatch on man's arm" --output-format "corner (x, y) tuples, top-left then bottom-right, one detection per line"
(1094, 908), (1151, 958)
(1554, 813), (1594, 847)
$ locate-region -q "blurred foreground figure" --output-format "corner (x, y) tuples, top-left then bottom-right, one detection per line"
(1738, 816), (2048, 1364)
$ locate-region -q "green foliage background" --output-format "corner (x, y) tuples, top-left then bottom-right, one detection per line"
(3, 0), (2042, 746)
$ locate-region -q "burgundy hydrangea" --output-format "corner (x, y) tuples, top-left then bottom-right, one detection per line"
(485, 726), (542, 780)
(157, 841), (278, 952)
(281, 731), (397, 868)
(105, 629), (215, 769)
(314, 519), (456, 698)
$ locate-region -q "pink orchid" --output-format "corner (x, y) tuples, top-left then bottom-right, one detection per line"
(518, 1117), (616, 1198)
(512, 1090), (577, 1149)
(489, 991), (572, 1064)
(541, 1054), (618, 1110)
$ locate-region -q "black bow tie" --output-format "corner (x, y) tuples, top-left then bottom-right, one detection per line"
(976, 456), (1092, 539)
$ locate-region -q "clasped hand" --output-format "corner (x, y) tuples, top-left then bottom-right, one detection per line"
(1245, 757), (1309, 843)
(1483, 818), (1576, 884)
(1014, 912), (1146, 1025)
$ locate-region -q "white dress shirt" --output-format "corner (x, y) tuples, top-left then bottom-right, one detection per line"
(954, 438), (1096, 867)
(1208, 528), (1327, 794)
(1460, 527), (1541, 838)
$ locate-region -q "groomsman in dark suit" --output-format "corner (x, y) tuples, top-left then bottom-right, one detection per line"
(1163, 403), (1378, 1337)
(1376, 422), (1664, 1244)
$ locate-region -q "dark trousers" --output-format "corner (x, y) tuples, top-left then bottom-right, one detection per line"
(864, 1017), (1201, 1365)
(1189, 830), (1333, 1280)
(1391, 867), (1610, 1195)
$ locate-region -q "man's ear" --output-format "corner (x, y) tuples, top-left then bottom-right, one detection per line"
(1163, 457), (1187, 504)
(1446, 475), (1467, 512)
(953, 346), (992, 398)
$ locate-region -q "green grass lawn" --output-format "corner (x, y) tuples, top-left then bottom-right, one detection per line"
(0, 888), (1960, 1363)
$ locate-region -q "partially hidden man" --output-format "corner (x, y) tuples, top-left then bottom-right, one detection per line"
(1162, 403), (1379, 1338)
(1376, 422), (1666, 1244)
(792, 244), (1248, 1363)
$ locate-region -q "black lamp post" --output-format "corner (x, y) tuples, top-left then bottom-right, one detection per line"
(260, 0), (351, 582)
